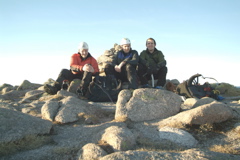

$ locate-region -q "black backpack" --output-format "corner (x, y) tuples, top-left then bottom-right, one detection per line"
(85, 75), (122, 102)
(176, 74), (219, 99)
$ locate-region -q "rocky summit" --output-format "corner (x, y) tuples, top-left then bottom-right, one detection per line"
(1, 45), (240, 160)
(0, 78), (240, 160)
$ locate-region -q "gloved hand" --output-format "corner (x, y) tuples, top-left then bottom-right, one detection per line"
(83, 64), (94, 73)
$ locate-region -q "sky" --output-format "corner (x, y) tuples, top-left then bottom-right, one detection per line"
(0, 0), (240, 87)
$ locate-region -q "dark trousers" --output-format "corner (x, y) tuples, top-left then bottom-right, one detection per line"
(54, 69), (92, 90)
(137, 63), (167, 87)
(105, 64), (138, 89)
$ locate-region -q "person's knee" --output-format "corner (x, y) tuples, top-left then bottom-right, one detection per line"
(126, 64), (135, 72)
(59, 69), (71, 78)
(60, 68), (70, 74)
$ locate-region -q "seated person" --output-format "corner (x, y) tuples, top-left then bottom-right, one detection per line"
(105, 38), (139, 89)
(138, 38), (167, 89)
(44, 42), (99, 96)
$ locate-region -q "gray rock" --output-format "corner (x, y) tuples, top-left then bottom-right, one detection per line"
(99, 149), (240, 160)
(24, 90), (45, 99)
(101, 126), (136, 151)
(1, 75), (240, 159)
(19, 90), (45, 103)
(21, 107), (33, 113)
(17, 80), (42, 91)
(159, 127), (198, 148)
(192, 97), (216, 108)
(104, 50), (114, 56)
(0, 108), (52, 143)
(1, 90), (27, 101)
(115, 88), (182, 122)
(78, 143), (107, 160)
(132, 122), (196, 150)
(54, 96), (85, 123)
(225, 100), (240, 119)
(184, 98), (198, 107)
(99, 52), (115, 72)
(0, 102), (17, 111)
(84, 116), (100, 125)
(111, 43), (122, 54)
(21, 101), (45, 117)
(234, 123), (240, 132)
(37, 85), (45, 91)
(29, 100), (45, 108)
(50, 122), (126, 155)
(0, 83), (13, 91)
(41, 100), (60, 121)
(131, 122), (161, 146)
(54, 96), (102, 124)
(1, 145), (75, 160)
(57, 89), (78, 98)
(115, 89), (132, 119)
(97, 50), (115, 63)
(1, 86), (13, 94)
(68, 79), (81, 94)
(159, 101), (234, 126)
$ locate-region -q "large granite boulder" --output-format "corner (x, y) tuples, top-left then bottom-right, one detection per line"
(17, 80), (42, 91)
(1, 90), (28, 101)
(159, 126), (198, 148)
(19, 90), (45, 103)
(0, 83), (13, 91)
(183, 98), (198, 107)
(97, 43), (121, 74)
(41, 99), (60, 121)
(99, 149), (240, 160)
(68, 79), (81, 94)
(192, 97), (216, 108)
(159, 101), (234, 127)
(0, 108), (52, 143)
(54, 96), (103, 123)
(115, 88), (182, 122)
(78, 143), (107, 160)
(0, 108), (52, 156)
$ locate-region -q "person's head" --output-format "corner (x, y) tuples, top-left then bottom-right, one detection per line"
(146, 38), (156, 52)
(78, 42), (89, 58)
(120, 38), (131, 53)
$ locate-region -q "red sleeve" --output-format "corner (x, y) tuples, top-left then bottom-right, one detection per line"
(70, 54), (83, 72)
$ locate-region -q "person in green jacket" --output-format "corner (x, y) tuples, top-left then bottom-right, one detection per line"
(137, 38), (167, 89)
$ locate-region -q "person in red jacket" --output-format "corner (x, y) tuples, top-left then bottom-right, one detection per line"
(44, 42), (99, 96)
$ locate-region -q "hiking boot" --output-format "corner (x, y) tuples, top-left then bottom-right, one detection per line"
(76, 87), (87, 97)
(155, 86), (164, 90)
(62, 80), (69, 90)
(44, 84), (58, 95)
(142, 84), (151, 88)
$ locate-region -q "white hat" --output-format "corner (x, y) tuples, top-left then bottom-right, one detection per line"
(78, 42), (89, 51)
(120, 38), (131, 45)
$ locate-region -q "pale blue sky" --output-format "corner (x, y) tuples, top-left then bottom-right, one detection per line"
(0, 0), (239, 86)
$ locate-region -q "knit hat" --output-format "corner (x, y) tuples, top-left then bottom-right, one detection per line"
(78, 42), (89, 51)
(120, 38), (131, 45)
